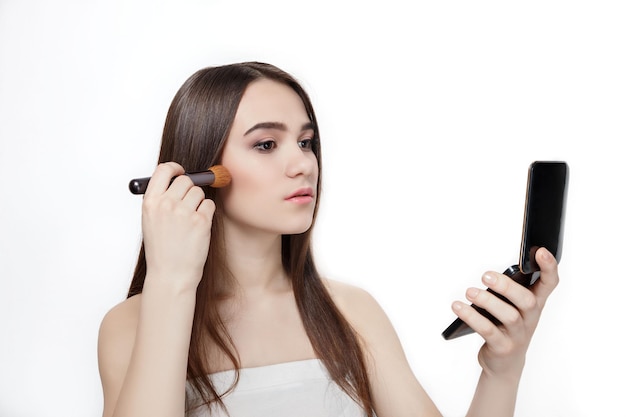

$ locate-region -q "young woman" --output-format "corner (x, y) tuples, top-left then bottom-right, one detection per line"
(97, 62), (560, 417)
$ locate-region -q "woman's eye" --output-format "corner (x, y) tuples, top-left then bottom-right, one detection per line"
(299, 138), (314, 150)
(254, 140), (276, 152)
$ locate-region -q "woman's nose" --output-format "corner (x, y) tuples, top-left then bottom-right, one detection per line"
(285, 142), (317, 178)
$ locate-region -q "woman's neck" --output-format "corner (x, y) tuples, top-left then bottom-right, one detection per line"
(222, 226), (290, 296)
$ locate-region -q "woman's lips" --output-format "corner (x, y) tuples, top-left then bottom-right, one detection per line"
(285, 187), (314, 204)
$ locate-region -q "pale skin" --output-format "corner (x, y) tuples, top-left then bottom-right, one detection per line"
(98, 79), (560, 417)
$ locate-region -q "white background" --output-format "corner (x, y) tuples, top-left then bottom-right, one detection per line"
(1, 1), (624, 416)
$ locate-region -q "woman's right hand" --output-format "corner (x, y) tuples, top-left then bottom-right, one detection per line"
(141, 162), (216, 292)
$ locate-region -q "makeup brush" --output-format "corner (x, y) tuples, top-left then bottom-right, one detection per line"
(128, 165), (231, 194)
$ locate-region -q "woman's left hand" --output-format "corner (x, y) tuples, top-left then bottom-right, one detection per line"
(453, 247), (560, 378)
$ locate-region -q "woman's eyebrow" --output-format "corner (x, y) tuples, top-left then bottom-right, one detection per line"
(244, 121), (315, 136)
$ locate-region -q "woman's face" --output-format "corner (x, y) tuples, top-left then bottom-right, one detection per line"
(219, 79), (319, 237)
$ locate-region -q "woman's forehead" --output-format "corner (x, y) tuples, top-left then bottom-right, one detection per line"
(232, 79), (310, 129)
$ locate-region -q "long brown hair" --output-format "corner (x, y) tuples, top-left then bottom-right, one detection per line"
(127, 62), (374, 416)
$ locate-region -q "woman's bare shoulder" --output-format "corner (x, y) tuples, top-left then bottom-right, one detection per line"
(322, 278), (390, 335)
(323, 278), (375, 305)
(97, 294), (142, 385)
(323, 277), (412, 360)
(322, 279), (437, 415)
(99, 294), (142, 337)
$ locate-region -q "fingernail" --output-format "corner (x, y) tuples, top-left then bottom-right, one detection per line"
(467, 287), (480, 300)
(452, 301), (463, 311)
(483, 273), (496, 284)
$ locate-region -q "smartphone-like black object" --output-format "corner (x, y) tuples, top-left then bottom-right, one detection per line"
(442, 161), (568, 340)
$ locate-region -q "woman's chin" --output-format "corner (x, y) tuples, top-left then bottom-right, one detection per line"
(280, 221), (313, 236)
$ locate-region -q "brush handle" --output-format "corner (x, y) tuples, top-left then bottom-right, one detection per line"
(128, 171), (216, 195)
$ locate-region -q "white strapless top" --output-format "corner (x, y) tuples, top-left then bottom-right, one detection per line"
(186, 359), (367, 417)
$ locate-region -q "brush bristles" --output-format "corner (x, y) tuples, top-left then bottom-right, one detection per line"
(208, 165), (231, 188)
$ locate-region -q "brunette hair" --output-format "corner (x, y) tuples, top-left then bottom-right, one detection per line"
(127, 62), (374, 416)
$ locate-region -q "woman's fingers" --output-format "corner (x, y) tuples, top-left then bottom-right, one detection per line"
(180, 183), (208, 211)
(454, 247), (561, 377)
(468, 287), (526, 328)
(454, 247), (560, 345)
(140, 162), (215, 286)
(144, 162), (185, 197)
(477, 272), (538, 320)
(144, 162), (210, 210)
(452, 300), (508, 345)
(197, 198), (217, 221)
(532, 248), (560, 309)
(472, 248), (559, 326)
